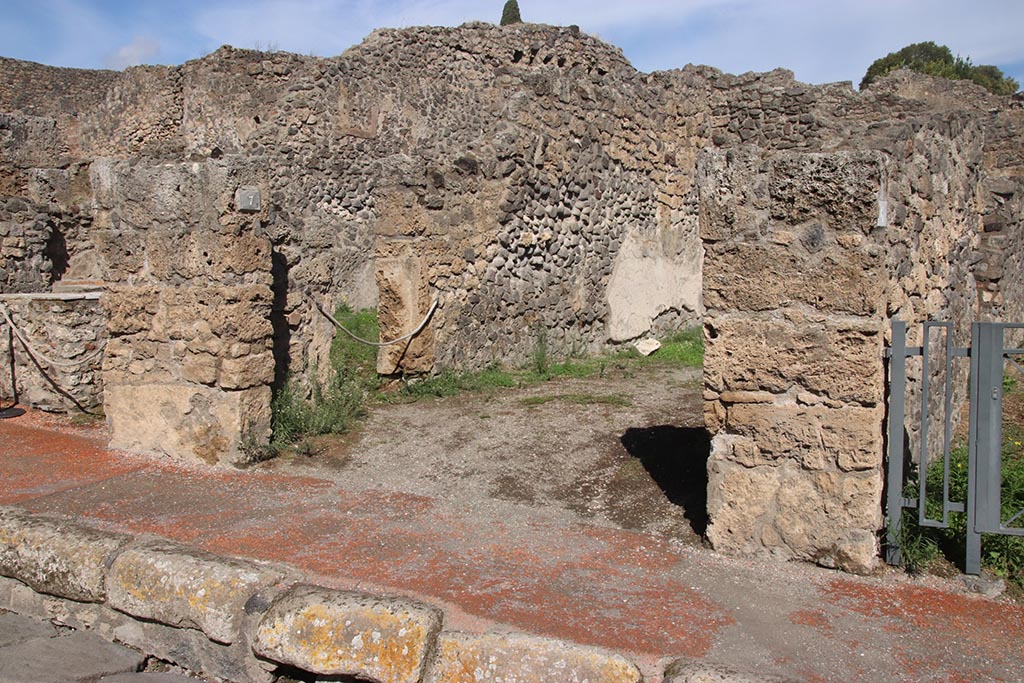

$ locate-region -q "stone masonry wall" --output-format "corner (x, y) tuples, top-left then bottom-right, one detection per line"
(699, 150), (889, 573)
(1, 23), (1023, 566)
(93, 157), (275, 465)
(0, 295), (106, 412)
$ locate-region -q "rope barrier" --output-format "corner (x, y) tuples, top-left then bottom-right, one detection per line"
(308, 293), (438, 348)
(0, 301), (105, 370)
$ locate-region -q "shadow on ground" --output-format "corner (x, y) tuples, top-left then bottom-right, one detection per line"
(620, 426), (711, 537)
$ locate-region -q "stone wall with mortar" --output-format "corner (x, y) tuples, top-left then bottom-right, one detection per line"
(3, 26), (1021, 386)
(0, 24), (706, 386)
(1, 23), (1024, 564)
(93, 157), (276, 465)
(699, 149), (889, 574)
(0, 506), (759, 683)
(0, 295), (106, 412)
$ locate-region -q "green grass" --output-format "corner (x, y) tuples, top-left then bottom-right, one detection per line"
(397, 364), (518, 399)
(269, 314), (704, 447)
(269, 305), (380, 447)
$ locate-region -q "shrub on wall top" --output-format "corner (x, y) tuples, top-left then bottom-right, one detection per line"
(501, 0), (523, 26)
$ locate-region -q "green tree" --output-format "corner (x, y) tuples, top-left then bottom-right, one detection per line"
(500, 0), (522, 26)
(860, 41), (1019, 95)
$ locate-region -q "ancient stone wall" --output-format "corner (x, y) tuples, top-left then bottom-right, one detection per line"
(1, 23), (1023, 567)
(699, 149), (889, 573)
(93, 158), (275, 465)
(0, 294), (106, 412)
(1, 24), (705, 387)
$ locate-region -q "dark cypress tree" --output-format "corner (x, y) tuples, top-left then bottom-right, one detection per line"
(500, 0), (522, 26)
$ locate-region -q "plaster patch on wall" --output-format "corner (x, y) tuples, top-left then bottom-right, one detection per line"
(605, 229), (701, 342)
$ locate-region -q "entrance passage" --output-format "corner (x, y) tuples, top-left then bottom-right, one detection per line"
(886, 320), (1024, 574)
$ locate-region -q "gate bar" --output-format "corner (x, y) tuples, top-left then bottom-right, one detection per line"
(965, 323), (984, 574)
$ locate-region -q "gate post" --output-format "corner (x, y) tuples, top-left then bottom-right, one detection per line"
(885, 320), (908, 566)
(966, 322), (984, 574)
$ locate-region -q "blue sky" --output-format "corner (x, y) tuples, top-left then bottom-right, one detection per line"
(3, 1), (1023, 89)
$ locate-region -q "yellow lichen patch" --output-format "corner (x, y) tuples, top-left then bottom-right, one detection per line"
(254, 587), (441, 683)
(430, 632), (643, 683)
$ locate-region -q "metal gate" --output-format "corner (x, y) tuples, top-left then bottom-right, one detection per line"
(886, 320), (1024, 574)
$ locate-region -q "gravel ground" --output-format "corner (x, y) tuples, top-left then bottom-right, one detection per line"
(257, 363), (709, 543)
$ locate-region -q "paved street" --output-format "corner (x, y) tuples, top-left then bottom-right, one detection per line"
(0, 609), (197, 683)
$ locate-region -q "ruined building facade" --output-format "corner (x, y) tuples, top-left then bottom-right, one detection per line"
(1, 22), (1022, 573)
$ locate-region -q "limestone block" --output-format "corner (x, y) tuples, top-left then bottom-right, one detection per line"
(706, 454), (882, 574)
(767, 152), (882, 227)
(218, 351), (274, 390)
(725, 403), (883, 471)
(428, 631), (642, 683)
(107, 543), (283, 644)
(209, 287), (274, 344)
(219, 233), (271, 278)
(0, 507), (128, 602)
(103, 287), (159, 335)
(703, 241), (884, 316)
(704, 317), (884, 405)
(182, 352), (219, 386)
(252, 584), (442, 683)
(105, 383), (271, 465)
(705, 454), (781, 556)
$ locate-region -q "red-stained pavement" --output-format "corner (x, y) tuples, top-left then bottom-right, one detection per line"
(2, 410), (1022, 682)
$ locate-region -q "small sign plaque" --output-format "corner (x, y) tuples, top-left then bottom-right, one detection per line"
(235, 186), (261, 213)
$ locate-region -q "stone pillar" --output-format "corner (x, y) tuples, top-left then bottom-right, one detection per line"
(102, 232), (274, 466)
(699, 149), (888, 573)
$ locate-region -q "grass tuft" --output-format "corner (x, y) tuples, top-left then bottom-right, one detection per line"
(270, 305), (380, 447)
(269, 318), (703, 452)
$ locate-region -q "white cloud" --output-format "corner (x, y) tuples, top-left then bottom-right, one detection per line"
(105, 35), (162, 70)
(6, 0), (1021, 88)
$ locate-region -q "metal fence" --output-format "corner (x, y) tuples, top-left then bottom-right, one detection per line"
(886, 320), (1024, 574)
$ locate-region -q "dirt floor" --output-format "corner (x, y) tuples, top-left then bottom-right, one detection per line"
(254, 363), (709, 545)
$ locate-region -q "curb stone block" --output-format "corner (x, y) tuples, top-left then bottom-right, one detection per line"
(252, 584), (442, 683)
(107, 542), (283, 645)
(0, 507), (129, 602)
(427, 631), (642, 683)
(664, 659), (797, 683)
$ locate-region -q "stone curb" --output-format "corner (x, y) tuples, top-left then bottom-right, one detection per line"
(253, 583), (443, 683)
(0, 507), (130, 603)
(107, 542), (285, 645)
(426, 631), (643, 683)
(0, 506), (776, 683)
